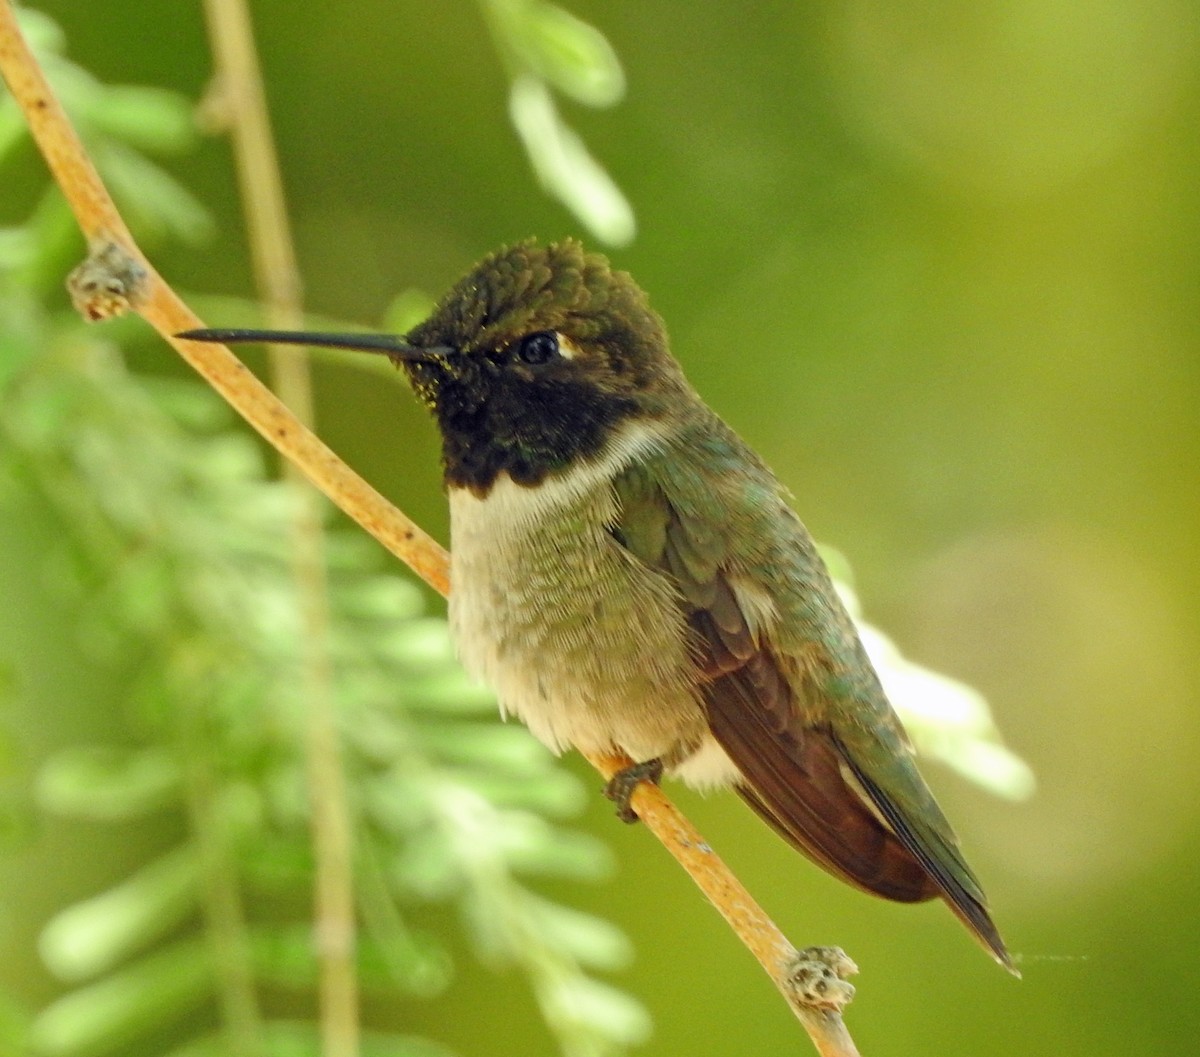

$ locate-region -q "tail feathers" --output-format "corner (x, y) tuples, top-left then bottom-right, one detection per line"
(840, 751), (1018, 975)
(705, 668), (1015, 972)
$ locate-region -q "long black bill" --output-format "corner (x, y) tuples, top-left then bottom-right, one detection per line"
(176, 328), (452, 362)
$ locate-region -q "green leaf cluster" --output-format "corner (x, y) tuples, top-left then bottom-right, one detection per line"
(479, 0), (634, 246)
(0, 9), (645, 1057)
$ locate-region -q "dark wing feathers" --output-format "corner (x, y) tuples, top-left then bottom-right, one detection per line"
(693, 574), (939, 902)
(611, 443), (1012, 969)
(705, 651), (937, 902)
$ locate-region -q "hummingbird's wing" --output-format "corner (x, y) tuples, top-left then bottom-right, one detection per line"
(611, 444), (1011, 969)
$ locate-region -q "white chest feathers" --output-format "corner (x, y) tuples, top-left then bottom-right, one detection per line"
(445, 420), (734, 783)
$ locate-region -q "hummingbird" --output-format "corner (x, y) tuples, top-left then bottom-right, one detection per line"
(180, 238), (1013, 971)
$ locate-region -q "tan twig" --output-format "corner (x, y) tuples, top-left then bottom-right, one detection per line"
(0, 4), (448, 592)
(199, 2), (360, 1055)
(0, 6), (861, 1054)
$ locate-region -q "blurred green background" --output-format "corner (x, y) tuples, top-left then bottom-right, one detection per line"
(4, 1), (1200, 1054)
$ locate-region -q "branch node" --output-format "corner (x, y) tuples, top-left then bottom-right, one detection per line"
(784, 946), (859, 1013)
(67, 237), (149, 321)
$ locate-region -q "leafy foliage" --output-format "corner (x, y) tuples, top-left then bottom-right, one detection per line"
(478, 0), (634, 246)
(0, 9), (646, 1057)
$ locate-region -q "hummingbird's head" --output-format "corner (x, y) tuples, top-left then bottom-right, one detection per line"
(399, 239), (688, 493)
(178, 239), (689, 494)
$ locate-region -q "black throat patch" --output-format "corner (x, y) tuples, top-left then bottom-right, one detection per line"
(419, 360), (641, 495)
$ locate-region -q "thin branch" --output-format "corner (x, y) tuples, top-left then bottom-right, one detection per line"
(0, 7), (860, 1054)
(199, 2), (360, 1056)
(0, 6), (448, 592)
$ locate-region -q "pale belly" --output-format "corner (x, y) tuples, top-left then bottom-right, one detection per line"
(446, 467), (741, 789)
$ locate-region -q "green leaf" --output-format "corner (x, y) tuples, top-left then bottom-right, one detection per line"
(372, 618), (458, 674)
(39, 845), (200, 982)
(35, 746), (182, 820)
(333, 576), (425, 624)
(489, 0), (623, 108)
(510, 3), (625, 107)
(451, 766), (585, 816)
(87, 86), (197, 154)
(249, 926), (451, 996)
(397, 670), (496, 715)
(28, 939), (212, 1057)
(342, 706), (412, 765)
(364, 769), (431, 835)
(247, 926), (325, 990)
(508, 76), (634, 246)
(391, 829), (461, 899)
(520, 895), (633, 970)
(544, 975), (652, 1046)
(91, 142), (214, 245)
(417, 722), (550, 774)
(240, 833), (315, 892)
(186, 433), (266, 484)
(140, 378), (234, 433)
(366, 930), (454, 999)
(493, 816), (614, 880)
(15, 6), (67, 54)
(7, 192), (85, 296)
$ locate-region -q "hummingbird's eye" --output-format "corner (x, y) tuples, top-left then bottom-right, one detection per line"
(515, 331), (559, 366)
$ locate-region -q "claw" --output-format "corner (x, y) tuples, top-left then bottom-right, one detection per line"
(603, 758), (664, 822)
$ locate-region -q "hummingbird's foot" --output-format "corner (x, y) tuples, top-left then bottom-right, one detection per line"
(603, 758), (664, 823)
(783, 946), (858, 1013)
